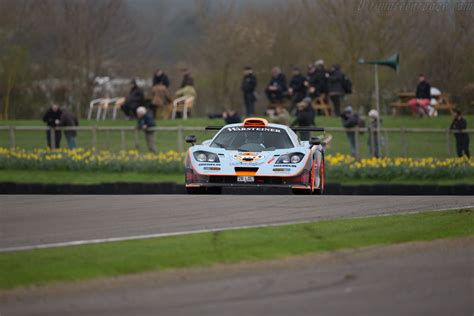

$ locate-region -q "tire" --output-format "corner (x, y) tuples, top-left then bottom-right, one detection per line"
(292, 188), (312, 195)
(186, 187), (205, 194)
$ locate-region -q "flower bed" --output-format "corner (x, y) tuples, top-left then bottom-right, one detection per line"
(0, 148), (472, 180)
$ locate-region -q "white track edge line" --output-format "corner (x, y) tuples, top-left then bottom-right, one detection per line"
(1, 205), (473, 253)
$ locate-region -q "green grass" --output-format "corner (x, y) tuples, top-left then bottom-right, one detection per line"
(0, 170), (473, 185)
(0, 209), (472, 289)
(0, 170), (182, 184)
(1, 116), (472, 158)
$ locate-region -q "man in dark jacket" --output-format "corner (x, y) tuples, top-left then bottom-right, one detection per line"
(308, 60), (328, 98)
(450, 110), (470, 158)
(121, 79), (145, 119)
(328, 64), (346, 116)
(291, 98), (315, 141)
(60, 107), (79, 149)
(408, 74), (431, 116)
(152, 69), (170, 88)
(341, 105), (360, 157)
(288, 67), (307, 113)
(136, 106), (157, 153)
(241, 66), (257, 116)
(42, 104), (62, 149)
(265, 67), (287, 104)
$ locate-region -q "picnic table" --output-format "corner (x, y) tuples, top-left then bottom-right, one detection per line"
(390, 92), (456, 116)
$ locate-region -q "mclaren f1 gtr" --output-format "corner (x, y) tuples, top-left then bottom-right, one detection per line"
(185, 118), (326, 195)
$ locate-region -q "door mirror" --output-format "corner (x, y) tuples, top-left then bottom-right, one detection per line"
(186, 135), (197, 145)
(310, 137), (321, 146)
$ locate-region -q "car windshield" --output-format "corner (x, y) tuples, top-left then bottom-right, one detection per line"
(210, 126), (294, 151)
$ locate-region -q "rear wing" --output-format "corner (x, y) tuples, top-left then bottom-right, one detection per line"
(291, 127), (325, 133)
(205, 126), (223, 131)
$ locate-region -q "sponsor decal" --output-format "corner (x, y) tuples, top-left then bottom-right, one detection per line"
(198, 163), (221, 166)
(227, 127), (281, 133)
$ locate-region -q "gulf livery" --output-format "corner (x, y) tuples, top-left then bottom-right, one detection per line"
(185, 118), (327, 195)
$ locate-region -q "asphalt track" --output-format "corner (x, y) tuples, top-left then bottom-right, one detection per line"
(1, 195), (473, 251)
(1, 237), (472, 316)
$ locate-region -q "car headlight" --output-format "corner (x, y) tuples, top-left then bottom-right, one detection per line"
(193, 151), (220, 163)
(276, 153), (304, 164)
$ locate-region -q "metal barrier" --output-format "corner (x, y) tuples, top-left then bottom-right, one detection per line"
(0, 125), (472, 157)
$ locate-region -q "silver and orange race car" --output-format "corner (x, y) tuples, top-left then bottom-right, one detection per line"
(185, 118), (326, 195)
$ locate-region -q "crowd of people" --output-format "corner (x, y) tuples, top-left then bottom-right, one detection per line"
(38, 63), (470, 158)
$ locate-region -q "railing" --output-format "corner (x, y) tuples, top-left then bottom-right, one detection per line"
(0, 125), (472, 158)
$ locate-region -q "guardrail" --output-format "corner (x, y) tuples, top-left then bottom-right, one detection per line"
(0, 125), (472, 157)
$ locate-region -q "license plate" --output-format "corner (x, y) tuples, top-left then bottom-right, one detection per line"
(237, 176), (254, 183)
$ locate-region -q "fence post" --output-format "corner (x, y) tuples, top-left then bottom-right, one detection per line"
(8, 126), (16, 148)
(50, 128), (56, 149)
(120, 129), (126, 150)
(91, 126), (97, 153)
(384, 130), (389, 157)
(134, 128), (140, 150)
(446, 129), (452, 156)
(400, 128), (407, 157)
(177, 125), (184, 152)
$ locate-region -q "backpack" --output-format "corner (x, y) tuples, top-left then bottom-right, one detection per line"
(342, 75), (352, 94)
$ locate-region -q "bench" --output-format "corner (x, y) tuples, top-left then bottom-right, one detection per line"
(390, 92), (456, 116)
(312, 94), (333, 116)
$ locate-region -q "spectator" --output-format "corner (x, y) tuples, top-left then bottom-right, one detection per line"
(269, 104), (291, 126)
(241, 66), (257, 116)
(291, 98), (316, 141)
(121, 79), (145, 119)
(180, 68), (193, 88)
(174, 77), (197, 118)
(341, 106), (360, 157)
(265, 67), (287, 104)
(60, 107), (79, 150)
(152, 69), (170, 88)
(136, 106), (157, 154)
(367, 109), (381, 158)
(42, 103), (62, 149)
(328, 64), (346, 116)
(151, 83), (172, 119)
(450, 110), (470, 158)
(308, 60), (328, 98)
(408, 74), (431, 116)
(223, 110), (242, 124)
(288, 67), (307, 113)
(208, 110), (242, 124)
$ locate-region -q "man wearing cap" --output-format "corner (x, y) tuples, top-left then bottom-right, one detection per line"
(241, 66), (257, 116)
(408, 74), (431, 116)
(136, 106), (157, 154)
(341, 105), (360, 157)
(308, 60), (328, 99)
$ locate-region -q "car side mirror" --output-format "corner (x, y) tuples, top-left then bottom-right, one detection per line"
(310, 137), (321, 146)
(186, 135), (197, 145)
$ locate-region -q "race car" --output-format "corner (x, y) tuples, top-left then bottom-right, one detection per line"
(185, 118), (326, 195)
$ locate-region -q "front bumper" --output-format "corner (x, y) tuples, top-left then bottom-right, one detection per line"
(185, 169), (312, 190)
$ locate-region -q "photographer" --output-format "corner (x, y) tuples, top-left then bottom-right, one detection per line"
(341, 106), (360, 158)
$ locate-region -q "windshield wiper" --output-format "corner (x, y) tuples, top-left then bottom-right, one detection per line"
(213, 142), (228, 149)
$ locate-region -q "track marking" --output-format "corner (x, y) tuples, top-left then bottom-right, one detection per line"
(1, 205), (472, 253)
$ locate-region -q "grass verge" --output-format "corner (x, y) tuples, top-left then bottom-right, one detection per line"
(0, 209), (472, 289)
(0, 169), (473, 185)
